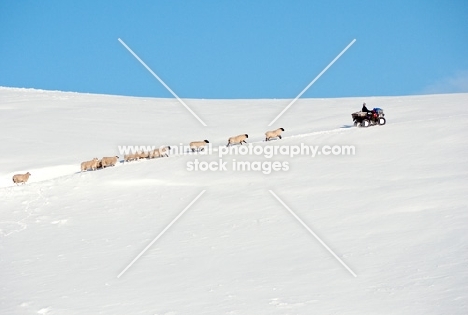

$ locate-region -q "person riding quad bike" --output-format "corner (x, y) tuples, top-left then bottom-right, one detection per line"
(351, 103), (386, 127)
(362, 102), (378, 120)
(362, 102), (370, 113)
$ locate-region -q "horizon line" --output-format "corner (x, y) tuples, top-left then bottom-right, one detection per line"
(0, 85), (465, 100)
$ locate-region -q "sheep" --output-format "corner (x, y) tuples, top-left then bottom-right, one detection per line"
(124, 152), (139, 162)
(148, 150), (157, 159)
(96, 159), (103, 169)
(138, 151), (150, 159)
(151, 146), (171, 158)
(159, 146), (171, 157)
(189, 140), (210, 152)
(12, 172), (31, 185)
(101, 156), (119, 168)
(265, 128), (285, 141)
(81, 158), (99, 172)
(227, 134), (248, 147)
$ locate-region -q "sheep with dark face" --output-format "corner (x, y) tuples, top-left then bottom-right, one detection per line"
(12, 172), (31, 185)
(227, 134), (248, 147)
(265, 128), (285, 141)
(189, 140), (210, 152)
(81, 158), (99, 172)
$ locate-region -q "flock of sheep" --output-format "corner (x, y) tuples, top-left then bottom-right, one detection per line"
(11, 128), (285, 185)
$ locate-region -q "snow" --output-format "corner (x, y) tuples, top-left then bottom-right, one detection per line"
(1, 86), (468, 314)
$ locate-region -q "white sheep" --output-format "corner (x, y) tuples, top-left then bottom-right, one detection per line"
(12, 172), (31, 185)
(151, 146), (171, 158)
(189, 140), (210, 152)
(81, 158), (99, 172)
(124, 152), (140, 162)
(265, 128), (285, 141)
(138, 151), (150, 159)
(227, 134), (248, 147)
(101, 156), (119, 168)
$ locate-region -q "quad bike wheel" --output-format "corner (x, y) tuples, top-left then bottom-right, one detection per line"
(378, 117), (386, 125)
(360, 119), (370, 128)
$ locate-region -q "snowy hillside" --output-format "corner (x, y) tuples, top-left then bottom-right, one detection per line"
(1, 87), (467, 315)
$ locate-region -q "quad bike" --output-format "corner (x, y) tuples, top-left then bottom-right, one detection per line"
(352, 108), (386, 127)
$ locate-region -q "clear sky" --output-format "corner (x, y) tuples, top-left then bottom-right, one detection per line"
(1, 0), (467, 99)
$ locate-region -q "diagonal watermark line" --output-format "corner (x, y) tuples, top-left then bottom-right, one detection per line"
(269, 190), (357, 277)
(118, 38), (207, 127)
(117, 190), (206, 278)
(268, 39), (356, 126)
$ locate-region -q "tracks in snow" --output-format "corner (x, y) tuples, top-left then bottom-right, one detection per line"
(0, 126), (354, 189)
(3, 112), (456, 190)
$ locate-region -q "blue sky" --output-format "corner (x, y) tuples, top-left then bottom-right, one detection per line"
(1, 0), (467, 99)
